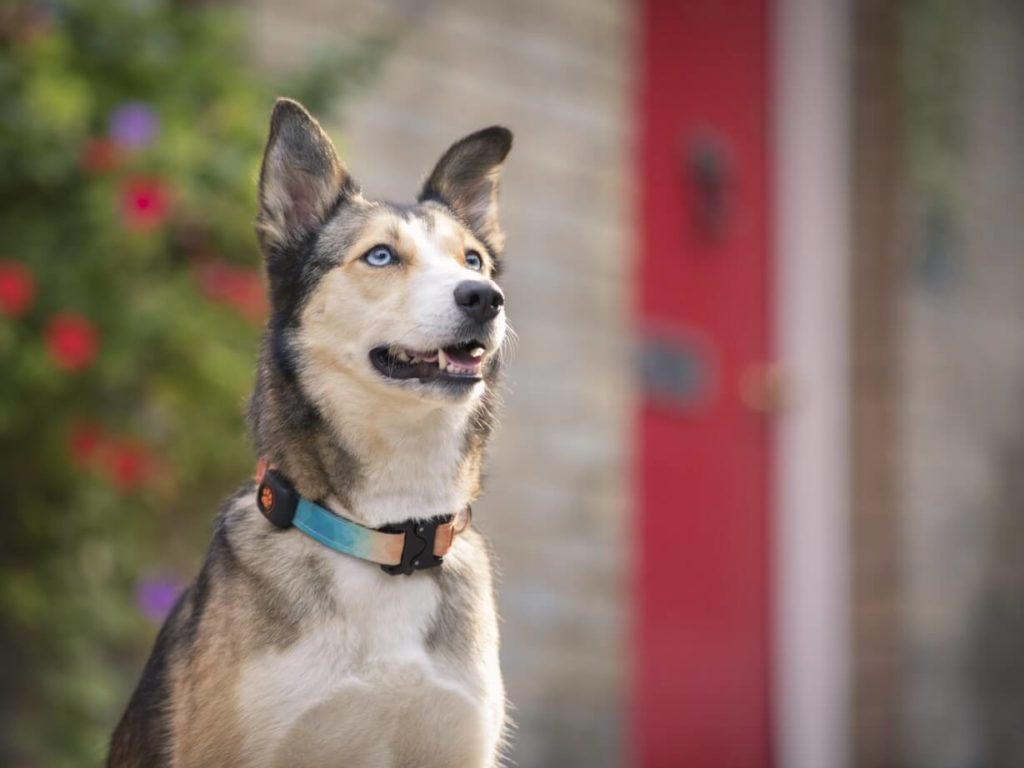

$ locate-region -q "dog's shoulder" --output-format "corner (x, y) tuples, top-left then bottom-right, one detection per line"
(110, 482), (333, 767)
(214, 480), (339, 627)
(107, 588), (189, 767)
(107, 500), (232, 768)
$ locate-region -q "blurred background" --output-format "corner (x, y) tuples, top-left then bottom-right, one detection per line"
(1, 0), (1022, 766)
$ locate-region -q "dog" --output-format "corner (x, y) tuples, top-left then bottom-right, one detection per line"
(108, 98), (512, 768)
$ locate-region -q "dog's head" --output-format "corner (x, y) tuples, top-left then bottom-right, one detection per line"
(255, 99), (511, 411)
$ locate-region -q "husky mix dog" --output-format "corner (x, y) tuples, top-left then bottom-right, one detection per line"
(108, 99), (512, 767)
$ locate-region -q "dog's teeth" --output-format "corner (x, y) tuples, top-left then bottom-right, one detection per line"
(437, 348), (448, 371)
(469, 346), (485, 358)
(396, 350), (411, 362)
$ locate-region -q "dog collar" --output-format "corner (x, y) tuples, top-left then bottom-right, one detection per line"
(254, 460), (466, 576)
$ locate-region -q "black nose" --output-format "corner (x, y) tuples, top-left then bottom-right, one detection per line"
(454, 280), (504, 323)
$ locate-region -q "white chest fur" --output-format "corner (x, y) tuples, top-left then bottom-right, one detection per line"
(233, 543), (503, 768)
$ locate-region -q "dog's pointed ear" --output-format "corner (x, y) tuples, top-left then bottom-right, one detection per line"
(418, 126), (513, 253)
(257, 98), (353, 251)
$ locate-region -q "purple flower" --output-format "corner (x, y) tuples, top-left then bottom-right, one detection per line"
(135, 574), (181, 623)
(108, 102), (159, 150)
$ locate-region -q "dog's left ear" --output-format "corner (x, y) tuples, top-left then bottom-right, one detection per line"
(419, 126), (513, 253)
(257, 98), (354, 252)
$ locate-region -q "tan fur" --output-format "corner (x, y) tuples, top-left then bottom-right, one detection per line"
(293, 208), (504, 530)
(167, 597), (245, 766)
(108, 102), (513, 768)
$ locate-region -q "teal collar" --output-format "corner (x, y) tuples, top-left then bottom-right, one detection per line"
(255, 466), (463, 576)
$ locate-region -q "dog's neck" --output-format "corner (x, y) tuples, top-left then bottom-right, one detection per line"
(250, 357), (480, 529)
(324, 397), (476, 529)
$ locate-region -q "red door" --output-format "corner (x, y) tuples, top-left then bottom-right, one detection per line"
(634, 1), (773, 766)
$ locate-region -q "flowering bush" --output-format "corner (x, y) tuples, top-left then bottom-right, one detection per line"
(0, 260), (36, 316)
(0, 2), (386, 764)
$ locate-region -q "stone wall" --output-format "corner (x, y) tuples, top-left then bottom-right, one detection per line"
(850, 1), (1024, 765)
(898, 1), (1024, 766)
(248, 2), (635, 765)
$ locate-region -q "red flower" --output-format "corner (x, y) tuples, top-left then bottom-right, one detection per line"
(45, 312), (99, 372)
(104, 439), (151, 493)
(68, 422), (104, 468)
(79, 138), (120, 173)
(66, 423), (157, 493)
(196, 261), (267, 323)
(0, 260), (35, 317)
(119, 177), (170, 231)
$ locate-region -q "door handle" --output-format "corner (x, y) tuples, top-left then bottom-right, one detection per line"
(685, 131), (732, 242)
(739, 363), (798, 416)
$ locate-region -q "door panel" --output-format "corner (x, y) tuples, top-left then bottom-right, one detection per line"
(635, 1), (773, 766)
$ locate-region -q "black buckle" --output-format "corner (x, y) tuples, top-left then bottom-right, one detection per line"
(256, 470), (299, 529)
(379, 516), (452, 576)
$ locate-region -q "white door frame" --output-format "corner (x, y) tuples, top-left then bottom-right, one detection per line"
(774, 1), (852, 767)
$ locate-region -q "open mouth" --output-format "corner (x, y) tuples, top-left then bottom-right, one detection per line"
(370, 340), (488, 385)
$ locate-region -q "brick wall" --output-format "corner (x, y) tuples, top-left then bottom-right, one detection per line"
(248, 2), (635, 765)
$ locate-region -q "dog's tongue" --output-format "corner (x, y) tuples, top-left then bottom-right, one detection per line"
(444, 347), (479, 366)
(439, 346), (483, 375)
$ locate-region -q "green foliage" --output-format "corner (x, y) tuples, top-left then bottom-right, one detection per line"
(0, 2), (386, 764)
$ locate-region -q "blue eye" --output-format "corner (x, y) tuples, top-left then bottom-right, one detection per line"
(363, 245), (397, 267)
(465, 251), (483, 271)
